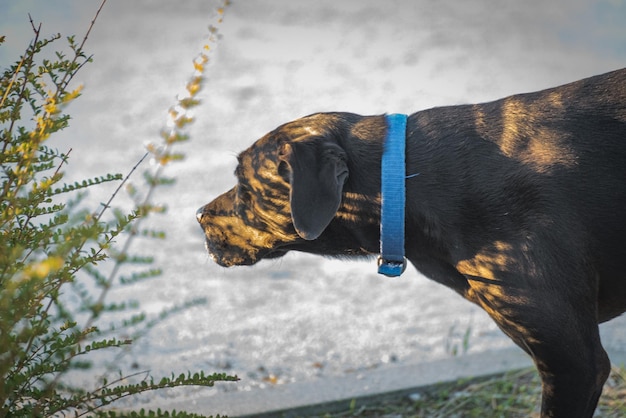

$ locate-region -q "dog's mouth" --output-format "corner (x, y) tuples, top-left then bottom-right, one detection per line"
(204, 239), (289, 267)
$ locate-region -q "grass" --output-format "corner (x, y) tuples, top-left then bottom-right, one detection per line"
(309, 366), (626, 418)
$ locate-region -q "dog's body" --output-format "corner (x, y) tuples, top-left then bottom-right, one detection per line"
(197, 68), (626, 417)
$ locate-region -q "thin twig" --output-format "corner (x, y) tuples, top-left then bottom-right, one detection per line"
(94, 151), (148, 223)
(0, 56), (25, 111)
(55, 0), (107, 93)
(81, 151), (150, 331)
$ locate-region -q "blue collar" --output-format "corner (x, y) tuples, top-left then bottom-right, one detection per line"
(378, 113), (408, 277)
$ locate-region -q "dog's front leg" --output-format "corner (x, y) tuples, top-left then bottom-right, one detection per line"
(466, 277), (610, 418)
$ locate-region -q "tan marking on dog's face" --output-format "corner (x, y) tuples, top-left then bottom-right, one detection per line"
(236, 148), (295, 241)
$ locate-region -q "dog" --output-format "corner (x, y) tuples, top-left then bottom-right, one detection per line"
(196, 68), (626, 417)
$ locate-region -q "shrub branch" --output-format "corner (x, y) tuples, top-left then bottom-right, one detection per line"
(0, 1), (235, 417)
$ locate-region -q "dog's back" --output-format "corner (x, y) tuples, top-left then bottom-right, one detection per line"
(405, 69), (626, 321)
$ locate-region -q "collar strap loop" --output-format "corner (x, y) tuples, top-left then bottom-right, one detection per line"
(377, 113), (408, 277)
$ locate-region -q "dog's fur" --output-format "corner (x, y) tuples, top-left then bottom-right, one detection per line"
(197, 68), (626, 417)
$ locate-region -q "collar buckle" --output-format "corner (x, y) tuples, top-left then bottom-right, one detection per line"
(377, 256), (407, 277)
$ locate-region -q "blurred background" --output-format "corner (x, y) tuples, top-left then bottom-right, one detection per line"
(2, 0), (626, 407)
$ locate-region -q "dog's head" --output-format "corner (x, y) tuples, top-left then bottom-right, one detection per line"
(196, 112), (384, 267)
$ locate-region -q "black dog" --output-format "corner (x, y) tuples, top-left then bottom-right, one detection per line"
(197, 68), (626, 417)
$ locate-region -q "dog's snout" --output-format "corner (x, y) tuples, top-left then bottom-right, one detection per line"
(196, 206), (205, 223)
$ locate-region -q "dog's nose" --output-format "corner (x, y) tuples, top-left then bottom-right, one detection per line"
(196, 206), (205, 223)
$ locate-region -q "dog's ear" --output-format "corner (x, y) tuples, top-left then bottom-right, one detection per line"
(279, 141), (348, 240)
